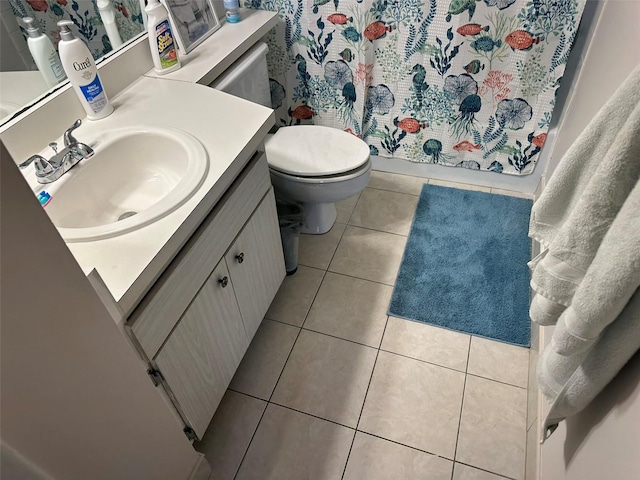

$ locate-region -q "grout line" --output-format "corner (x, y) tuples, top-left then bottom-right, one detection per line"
(377, 348), (467, 375)
(489, 187), (535, 199)
(300, 218), (351, 330)
(232, 396), (269, 480)
(325, 269), (397, 288)
(454, 461), (517, 480)
(466, 372), (528, 391)
(297, 221), (348, 272)
(451, 336), (472, 479)
(429, 179), (492, 193)
(354, 430), (455, 462)
(344, 192), (362, 225)
(262, 317), (304, 329)
(364, 184), (423, 197)
(340, 314), (390, 480)
(268, 270), (327, 401)
(301, 326), (380, 351)
(268, 401), (356, 431)
(342, 222), (410, 239)
(227, 388), (269, 403)
(233, 266), (330, 479)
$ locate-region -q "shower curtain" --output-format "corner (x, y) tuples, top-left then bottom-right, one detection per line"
(245, 0), (586, 176)
(7, 0), (144, 59)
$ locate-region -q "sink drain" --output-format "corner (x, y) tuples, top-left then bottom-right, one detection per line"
(118, 211), (137, 221)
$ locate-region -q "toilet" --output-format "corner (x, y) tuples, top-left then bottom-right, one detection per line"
(210, 42), (371, 234)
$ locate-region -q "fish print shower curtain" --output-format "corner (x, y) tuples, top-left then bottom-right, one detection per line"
(7, 0), (144, 60)
(245, 0), (586, 176)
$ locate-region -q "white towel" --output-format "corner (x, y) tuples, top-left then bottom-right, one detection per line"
(528, 64), (640, 440)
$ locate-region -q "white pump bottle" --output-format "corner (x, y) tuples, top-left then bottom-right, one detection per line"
(57, 20), (113, 120)
(22, 17), (66, 88)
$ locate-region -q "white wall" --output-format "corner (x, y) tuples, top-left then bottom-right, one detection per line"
(543, 0), (640, 179)
(537, 1), (640, 479)
(0, 143), (202, 480)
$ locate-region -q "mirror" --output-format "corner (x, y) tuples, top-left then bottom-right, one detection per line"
(0, 0), (146, 125)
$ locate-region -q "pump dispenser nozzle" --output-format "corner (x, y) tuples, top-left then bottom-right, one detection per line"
(57, 20), (76, 42)
(22, 17), (41, 38)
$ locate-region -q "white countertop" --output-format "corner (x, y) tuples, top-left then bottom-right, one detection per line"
(18, 8), (279, 318)
(145, 9), (279, 86)
(57, 77), (274, 317)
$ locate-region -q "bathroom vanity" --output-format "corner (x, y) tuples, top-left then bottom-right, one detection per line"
(3, 9), (284, 444)
(128, 153), (285, 440)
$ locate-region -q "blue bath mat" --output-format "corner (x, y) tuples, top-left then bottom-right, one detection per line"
(389, 184), (533, 347)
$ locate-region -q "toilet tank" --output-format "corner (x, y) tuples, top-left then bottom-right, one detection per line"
(209, 42), (272, 108)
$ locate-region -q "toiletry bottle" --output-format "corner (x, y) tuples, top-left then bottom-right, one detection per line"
(97, 0), (123, 49)
(57, 20), (113, 120)
(224, 0), (241, 23)
(22, 17), (66, 88)
(145, 0), (181, 75)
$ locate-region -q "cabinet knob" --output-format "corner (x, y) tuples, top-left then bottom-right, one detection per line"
(235, 252), (245, 264)
(219, 276), (229, 288)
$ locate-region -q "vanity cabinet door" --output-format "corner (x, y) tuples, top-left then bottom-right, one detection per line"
(225, 189), (285, 340)
(154, 260), (248, 440)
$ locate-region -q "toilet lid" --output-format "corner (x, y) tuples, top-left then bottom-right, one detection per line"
(265, 126), (370, 177)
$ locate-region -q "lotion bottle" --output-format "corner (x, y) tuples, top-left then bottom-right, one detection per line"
(22, 17), (66, 87)
(57, 20), (113, 120)
(97, 0), (123, 49)
(145, 0), (181, 75)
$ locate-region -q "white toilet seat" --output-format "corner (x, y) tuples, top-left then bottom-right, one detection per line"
(269, 159), (371, 184)
(265, 125), (370, 177)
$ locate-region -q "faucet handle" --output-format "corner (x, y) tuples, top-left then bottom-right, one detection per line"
(49, 142), (58, 154)
(19, 154), (48, 169)
(63, 119), (83, 147)
(33, 157), (55, 177)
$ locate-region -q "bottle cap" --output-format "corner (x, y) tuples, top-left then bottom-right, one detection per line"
(57, 20), (75, 42)
(22, 17), (41, 39)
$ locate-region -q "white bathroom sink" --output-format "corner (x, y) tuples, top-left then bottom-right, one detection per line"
(43, 125), (208, 242)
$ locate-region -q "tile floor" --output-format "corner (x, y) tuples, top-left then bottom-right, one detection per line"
(196, 171), (532, 480)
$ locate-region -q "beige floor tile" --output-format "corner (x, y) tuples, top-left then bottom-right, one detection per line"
(359, 351), (465, 459)
(429, 179), (491, 193)
(329, 226), (407, 285)
(453, 463), (510, 480)
(467, 337), (529, 388)
(195, 391), (266, 480)
(304, 272), (392, 347)
(367, 170), (427, 196)
(265, 265), (324, 327)
(456, 375), (527, 480)
(349, 188), (419, 236)
(527, 348), (539, 430)
(525, 424), (539, 480)
(229, 320), (299, 400)
(271, 330), (377, 427)
(381, 317), (470, 371)
(490, 188), (534, 199)
(298, 222), (347, 270)
(236, 404), (354, 480)
(336, 193), (361, 224)
(344, 432), (453, 480)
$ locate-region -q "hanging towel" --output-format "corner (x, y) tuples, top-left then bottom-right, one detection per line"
(528, 64), (640, 440)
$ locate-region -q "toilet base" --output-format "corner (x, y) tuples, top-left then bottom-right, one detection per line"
(301, 202), (337, 234)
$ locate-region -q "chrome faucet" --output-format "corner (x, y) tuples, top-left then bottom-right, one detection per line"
(19, 119), (95, 184)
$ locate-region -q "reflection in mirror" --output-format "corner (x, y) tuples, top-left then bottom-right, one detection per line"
(0, 0), (146, 124)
